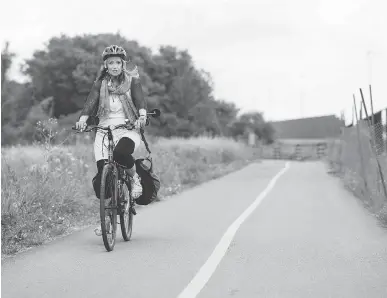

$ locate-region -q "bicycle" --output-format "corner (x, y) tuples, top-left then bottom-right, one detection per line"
(73, 109), (160, 252)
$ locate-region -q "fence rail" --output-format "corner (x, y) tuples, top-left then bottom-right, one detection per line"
(258, 141), (330, 161)
(327, 111), (387, 222)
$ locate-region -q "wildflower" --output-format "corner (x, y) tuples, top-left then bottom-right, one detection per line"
(41, 164), (49, 172)
(29, 164), (38, 172)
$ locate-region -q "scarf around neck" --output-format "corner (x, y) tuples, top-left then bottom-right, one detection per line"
(96, 71), (139, 121)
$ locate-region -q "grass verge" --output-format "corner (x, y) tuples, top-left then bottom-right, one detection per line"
(326, 135), (387, 228)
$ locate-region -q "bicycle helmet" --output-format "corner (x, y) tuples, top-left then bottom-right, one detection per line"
(102, 45), (127, 61)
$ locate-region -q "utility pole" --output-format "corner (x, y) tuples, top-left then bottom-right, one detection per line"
(266, 83), (272, 121)
(367, 50), (373, 85)
(299, 74), (305, 118)
(299, 90), (304, 118)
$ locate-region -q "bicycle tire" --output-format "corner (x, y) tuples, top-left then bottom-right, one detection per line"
(100, 164), (118, 252)
(119, 182), (133, 241)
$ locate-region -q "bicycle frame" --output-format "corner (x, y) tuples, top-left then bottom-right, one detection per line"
(103, 126), (120, 181)
(106, 127), (114, 164)
(103, 126), (130, 205)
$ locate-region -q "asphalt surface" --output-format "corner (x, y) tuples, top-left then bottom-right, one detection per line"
(2, 160), (387, 298)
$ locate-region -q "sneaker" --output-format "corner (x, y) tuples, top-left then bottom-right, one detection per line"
(130, 173), (142, 199)
(94, 216), (119, 236)
(94, 226), (102, 236)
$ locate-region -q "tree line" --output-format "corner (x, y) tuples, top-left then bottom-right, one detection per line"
(1, 33), (275, 145)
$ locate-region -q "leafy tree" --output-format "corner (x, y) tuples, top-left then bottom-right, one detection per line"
(230, 111), (275, 143)
(2, 33), (275, 145)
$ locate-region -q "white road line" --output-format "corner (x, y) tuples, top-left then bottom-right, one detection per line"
(177, 162), (290, 298)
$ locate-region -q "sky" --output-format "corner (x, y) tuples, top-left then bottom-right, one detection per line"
(1, 0), (387, 123)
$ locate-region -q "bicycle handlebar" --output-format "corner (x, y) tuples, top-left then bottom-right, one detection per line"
(72, 123), (135, 133)
(72, 108), (161, 133)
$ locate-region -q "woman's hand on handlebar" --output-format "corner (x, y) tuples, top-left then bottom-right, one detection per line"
(135, 115), (147, 129)
(75, 116), (88, 131)
(75, 121), (87, 131)
(135, 109), (147, 129)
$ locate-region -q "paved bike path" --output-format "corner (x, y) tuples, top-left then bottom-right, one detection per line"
(197, 162), (387, 298)
(1, 161), (283, 298)
(2, 161), (387, 298)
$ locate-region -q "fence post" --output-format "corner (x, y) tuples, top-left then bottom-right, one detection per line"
(273, 144), (281, 159)
(353, 95), (369, 195)
(295, 144), (301, 160)
(360, 88), (387, 200)
(316, 142), (326, 159)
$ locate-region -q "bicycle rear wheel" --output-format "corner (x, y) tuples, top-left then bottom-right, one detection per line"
(100, 164), (118, 252)
(119, 182), (133, 241)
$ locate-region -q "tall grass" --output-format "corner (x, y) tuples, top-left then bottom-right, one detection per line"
(326, 121), (387, 227)
(1, 136), (259, 256)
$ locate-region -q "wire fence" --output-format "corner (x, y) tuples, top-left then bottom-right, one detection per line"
(327, 108), (387, 225)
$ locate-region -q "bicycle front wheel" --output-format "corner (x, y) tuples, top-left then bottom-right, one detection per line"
(100, 164), (118, 252)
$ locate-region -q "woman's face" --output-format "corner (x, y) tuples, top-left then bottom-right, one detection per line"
(106, 57), (123, 77)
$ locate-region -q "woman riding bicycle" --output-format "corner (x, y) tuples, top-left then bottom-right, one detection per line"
(75, 45), (147, 201)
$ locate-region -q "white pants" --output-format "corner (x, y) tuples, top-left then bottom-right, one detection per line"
(94, 117), (141, 162)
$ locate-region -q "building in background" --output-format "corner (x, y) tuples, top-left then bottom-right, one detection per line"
(262, 114), (345, 160)
(269, 114), (344, 142)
